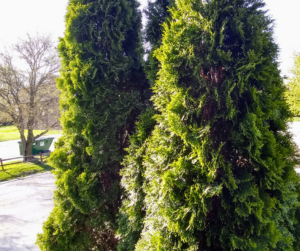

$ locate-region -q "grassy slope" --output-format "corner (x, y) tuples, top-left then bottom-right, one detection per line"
(0, 126), (62, 142)
(0, 160), (53, 182)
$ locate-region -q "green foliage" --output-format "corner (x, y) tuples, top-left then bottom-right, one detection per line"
(36, 0), (148, 250)
(285, 53), (300, 116)
(117, 0), (174, 249)
(144, 0), (174, 85)
(121, 0), (300, 250)
(117, 108), (156, 250)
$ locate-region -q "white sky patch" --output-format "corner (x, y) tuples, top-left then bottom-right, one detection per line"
(264, 0), (300, 77)
(0, 0), (68, 48)
(0, 0), (298, 77)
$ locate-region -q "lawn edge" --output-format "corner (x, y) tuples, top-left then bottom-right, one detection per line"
(0, 171), (53, 185)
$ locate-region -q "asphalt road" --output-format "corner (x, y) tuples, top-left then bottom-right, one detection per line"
(0, 124), (300, 250)
(0, 172), (55, 251)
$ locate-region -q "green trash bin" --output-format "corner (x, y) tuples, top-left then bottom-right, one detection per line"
(18, 137), (54, 155)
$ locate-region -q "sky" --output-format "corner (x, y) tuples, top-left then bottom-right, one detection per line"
(0, 0), (299, 77)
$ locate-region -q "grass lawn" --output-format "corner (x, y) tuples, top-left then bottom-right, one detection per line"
(294, 117), (300, 122)
(0, 126), (62, 142)
(0, 160), (53, 182)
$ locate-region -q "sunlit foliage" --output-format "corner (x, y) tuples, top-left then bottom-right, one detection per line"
(285, 53), (300, 116)
(121, 0), (300, 250)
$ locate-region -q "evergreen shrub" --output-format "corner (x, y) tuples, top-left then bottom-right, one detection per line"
(121, 0), (300, 250)
(117, 0), (173, 249)
(36, 0), (148, 250)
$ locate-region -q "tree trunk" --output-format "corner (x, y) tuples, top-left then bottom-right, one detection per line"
(25, 129), (34, 161)
(25, 99), (35, 160)
(17, 125), (28, 161)
(18, 120), (36, 161)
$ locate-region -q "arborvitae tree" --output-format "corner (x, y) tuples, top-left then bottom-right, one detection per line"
(124, 0), (300, 250)
(144, 0), (174, 85)
(117, 108), (156, 250)
(36, 0), (148, 250)
(285, 52), (300, 116)
(116, 0), (174, 249)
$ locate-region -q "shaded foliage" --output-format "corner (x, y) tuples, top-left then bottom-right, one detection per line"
(36, 0), (148, 250)
(144, 0), (174, 85)
(117, 0), (173, 249)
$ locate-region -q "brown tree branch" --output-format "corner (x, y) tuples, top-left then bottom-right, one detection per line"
(34, 121), (59, 140)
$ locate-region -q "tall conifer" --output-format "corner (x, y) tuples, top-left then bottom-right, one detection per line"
(36, 0), (148, 250)
(116, 0), (173, 249)
(144, 0), (174, 85)
(124, 0), (300, 250)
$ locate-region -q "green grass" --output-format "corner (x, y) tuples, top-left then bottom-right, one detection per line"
(0, 160), (53, 182)
(294, 117), (300, 122)
(0, 126), (62, 142)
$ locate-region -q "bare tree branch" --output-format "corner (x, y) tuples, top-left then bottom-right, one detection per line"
(34, 121), (60, 140)
(0, 33), (60, 157)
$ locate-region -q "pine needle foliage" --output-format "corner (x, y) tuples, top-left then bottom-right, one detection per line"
(36, 0), (148, 250)
(285, 53), (300, 116)
(116, 0), (174, 249)
(117, 108), (156, 250)
(123, 0), (300, 250)
(144, 0), (174, 85)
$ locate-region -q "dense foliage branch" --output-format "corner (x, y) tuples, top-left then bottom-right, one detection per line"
(144, 0), (174, 85)
(37, 0), (148, 250)
(121, 0), (300, 250)
(116, 0), (174, 249)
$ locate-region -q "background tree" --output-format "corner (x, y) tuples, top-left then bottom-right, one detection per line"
(117, 0), (174, 249)
(285, 52), (300, 117)
(123, 0), (300, 250)
(0, 34), (60, 158)
(0, 112), (13, 126)
(37, 0), (148, 250)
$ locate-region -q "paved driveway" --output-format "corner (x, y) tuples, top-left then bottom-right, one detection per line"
(0, 172), (55, 251)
